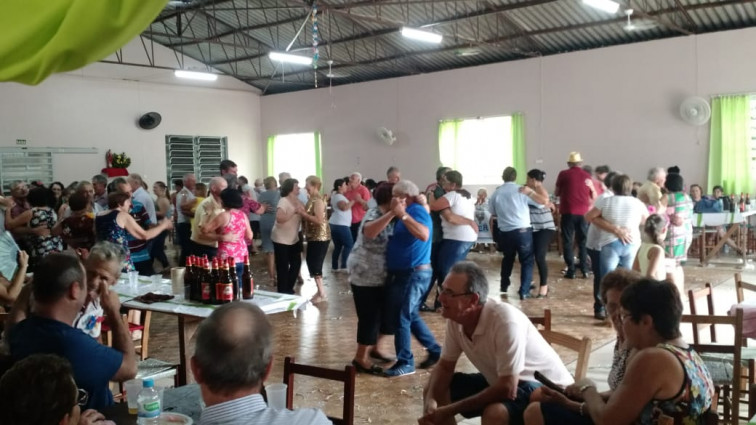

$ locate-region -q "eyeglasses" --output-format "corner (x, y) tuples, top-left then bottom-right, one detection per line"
(77, 388), (89, 406)
(439, 288), (473, 298)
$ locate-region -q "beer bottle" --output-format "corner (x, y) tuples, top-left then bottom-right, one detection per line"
(740, 192), (746, 213)
(730, 194), (736, 213)
(227, 257), (239, 300)
(201, 258), (212, 304)
(216, 259), (233, 304)
(209, 258), (220, 305)
(242, 255), (254, 300)
(185, 256), (194, 300)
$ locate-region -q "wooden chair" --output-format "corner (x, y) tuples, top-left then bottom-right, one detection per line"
(735, 272), (756, 304)
(687, 283), (717, 345)
(103, 309), (152, 360)
(529, 309), (552, 331)
(283, 356), (356, 425)
(540, 330), (592, 380)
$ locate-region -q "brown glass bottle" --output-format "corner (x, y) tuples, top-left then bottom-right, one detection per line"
(242, 255), (254, 300)
(201, 258), (212, 304)
(185, 256), (194, 300)
(216, 259), (233, 304)
(227, 257), (239, 300)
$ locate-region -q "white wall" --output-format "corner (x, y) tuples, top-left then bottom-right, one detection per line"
(261, 27), (756, 192)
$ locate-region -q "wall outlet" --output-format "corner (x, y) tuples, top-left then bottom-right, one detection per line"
(16, 139), (27, 146)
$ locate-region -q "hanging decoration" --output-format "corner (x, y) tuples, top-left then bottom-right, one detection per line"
(312, 1), (319, 88)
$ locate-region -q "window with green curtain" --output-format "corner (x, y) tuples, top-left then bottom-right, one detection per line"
(707, 96), (752, 194)
(438, 115), (522, 185)
(266, 132), (322, 181)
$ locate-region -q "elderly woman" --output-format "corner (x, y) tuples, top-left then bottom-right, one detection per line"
(298, 176), (331, 303)
(585, 175), (648, 287)
(329, 178), (354, 272)
(527, 279), (714, 425)
(348, 182), (396, 374)
(202, 188), (253, 281)
(663, 173), (694, 291)
(271, 178), (303, 294)
(526, 269), (642, 425)
(257, 177), (280, 284)
(383, 180), (442, 378)
(526, 169), (557, 298)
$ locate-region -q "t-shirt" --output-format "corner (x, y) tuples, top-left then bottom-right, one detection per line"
(271, 197), (301, 245)
(328, 193), (352, 227)
(132, 187), (157, 224)
(555, 166), (594, 215)
(441, 191), (477, 242)
(127, 196), (154, 263)
(386, 203), (432, 270)
(489, 183), (538, 232)
(73, 299), (104, 338)
(586, 191), (614, 250)
(593, 195), (647, 249)
(345, 185), (370, 224)
(175, 188), (195, 224)
(441, 299), (573, 387)
(347, 207), (392, 287)
(9, 315), (123, 410)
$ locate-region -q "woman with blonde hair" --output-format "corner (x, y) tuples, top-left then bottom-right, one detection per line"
(258, 176), (280, 284)
(298, 176), (331, 303)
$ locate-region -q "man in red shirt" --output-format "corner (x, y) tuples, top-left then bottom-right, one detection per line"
(554, 152), (596, 279)
(345, 172), (371, 241)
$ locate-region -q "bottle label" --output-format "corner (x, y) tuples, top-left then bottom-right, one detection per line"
(201, 282), (211, 300)
(138, 401), (161, 418)
(216, 283), (233, 301)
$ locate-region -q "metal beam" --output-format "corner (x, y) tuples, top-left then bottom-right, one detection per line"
(153, 0), (235, 24)
(165, 14), (308, 47)
(672, 0), (698, 32)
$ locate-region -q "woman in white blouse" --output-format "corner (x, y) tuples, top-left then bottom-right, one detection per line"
(271, 178), (304, 294)
(329, 178), (354, 271)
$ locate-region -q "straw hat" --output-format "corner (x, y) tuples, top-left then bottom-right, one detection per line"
(567, 152), (583, 163)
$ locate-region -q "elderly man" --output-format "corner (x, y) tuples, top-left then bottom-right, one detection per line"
(176, 173), (197, 265)
(420, 262), (572, 425)
(383, 180), (441, 378)
(637, 167), (667, 212)
(190, 176), (228, 258)
(345, 172), (371, 242)
(8, 253), (137, 409)
(489, 167), (549, 300)
(113, 177), (154, 275)
(92, 174), (109, 210)
(387, 166), (401, 184)
(193, 303), (331, 425)
(555, 152), (596, 280)
(127, 174), (156, 224)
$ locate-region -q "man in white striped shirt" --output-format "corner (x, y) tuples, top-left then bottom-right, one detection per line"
(193, 303), (331, 425)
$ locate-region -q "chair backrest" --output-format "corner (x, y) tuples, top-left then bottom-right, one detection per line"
(735, 272), (756, 304)
(681, 309), (743, 425)
(529, 309), (552, 331)
(540, 330), (592, 380)
(687, 283), (716, 344)
(283, 356), (356, 425)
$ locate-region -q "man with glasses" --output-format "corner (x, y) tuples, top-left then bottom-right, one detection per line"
(420, 262), (572, 425)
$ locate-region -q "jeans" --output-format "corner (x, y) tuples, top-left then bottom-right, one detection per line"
(421, 241), (443, 306)
(587, 248), (602, 313)
(385, 268), (440, 366)
(496, 228), (534, 297)
(273, 241), (302, 294)
(599, 240), (640, 284)
(561, 214), (589, 275)
(150, 230), (169, 268)
(330, 224), (354, 269)
(532, 229), (555, 286)
(436, 240), (474, 285)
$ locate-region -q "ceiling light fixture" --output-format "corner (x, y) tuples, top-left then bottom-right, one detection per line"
(582, 0), (620, 14)
(268, 51), (313, 65)
(401, 27), (443, 44)
(174, 70), (218, 81)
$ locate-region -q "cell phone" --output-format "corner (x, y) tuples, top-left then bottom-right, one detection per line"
(534, 371), (566, 395)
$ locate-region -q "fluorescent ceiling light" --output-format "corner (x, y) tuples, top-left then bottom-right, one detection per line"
(582, 0), (620, 14)
(174, 70), (218, 81)
(401, 27), (443, 44)
(268, 51), (313, 65)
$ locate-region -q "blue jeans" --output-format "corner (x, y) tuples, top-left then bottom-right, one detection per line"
(599, 240), (639, 284)
(385, 268), (440, 366)
(330, 224), (353, 269)
(496, 228), (534, 297)
(436, 240), (474, 285)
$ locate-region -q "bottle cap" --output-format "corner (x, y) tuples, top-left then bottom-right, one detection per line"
(143, 378), (154, 388)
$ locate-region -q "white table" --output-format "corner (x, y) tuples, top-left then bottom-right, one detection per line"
(693, 210), (756, 268)
(114, 277), (308, 385)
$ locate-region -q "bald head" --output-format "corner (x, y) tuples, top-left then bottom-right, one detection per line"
(209, 177), (227, 197)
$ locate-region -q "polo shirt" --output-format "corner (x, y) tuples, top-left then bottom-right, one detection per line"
(345, 185), (370, 224)
(441, 298), (573, 387)
(132, 187), (157, 224)
(199, 394), (331, 425)
(127, 196), (154, 263)
(489, 182), (538, 232)
(555, 166), (593, 215)
(9, 315), (123, 410)
(386, 203), (432, 270)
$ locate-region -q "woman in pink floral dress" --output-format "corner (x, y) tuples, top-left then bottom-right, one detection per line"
(202, 188), (253, 283)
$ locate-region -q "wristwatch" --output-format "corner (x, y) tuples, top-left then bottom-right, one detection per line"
(579, 384), (595, 394)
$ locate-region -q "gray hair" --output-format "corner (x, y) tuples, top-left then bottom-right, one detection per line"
(278, 172), (291, 183)
(92, 174), (108, 186)
(194, 303), (273, 393)
(10, 180), (26, 191)
(393, 179), (419, 197)
(449, 261), (489, 305)
(86, 241), (127, 276)
(111, 177), (128, 188)
(647, 167), (665, 181)
(350, 172), (362, 181)
(209, 176), (227, 193)
(127, 173), (145, 187)
(182, 173), (196, 184)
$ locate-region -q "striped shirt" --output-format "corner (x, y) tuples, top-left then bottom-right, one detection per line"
(528, 205), (556, 232)
(199, 394), (331, 425)
(593, 195), (647, 249)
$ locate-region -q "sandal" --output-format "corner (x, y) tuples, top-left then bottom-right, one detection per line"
(537, 287), (549, 299)
(310, 294), (328, 304)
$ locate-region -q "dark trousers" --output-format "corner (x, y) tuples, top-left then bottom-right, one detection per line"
(351, 284), (393, 345)
(421, 241), (443, 306)
(305, 240), (329, 277)
(273, 241), (302, 294)
(533, 229), (555, 286)
(176, 223), (192, 265)
(588, 248), (603, 313)
(133, 259), (155, 276)
(496, 227), (534, 297)
(560, 214), (589, 275)
(350, 222), (361, 243)
(150, 230), (169, 268)
(190, 241), (218, 259)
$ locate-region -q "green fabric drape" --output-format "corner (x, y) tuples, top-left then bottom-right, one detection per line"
(707, 96), (753, 194)
(1, 0), (168, 84)
(266, 136), (276, 176)
(438, 119), (462, 169)
(511, 113), (526, 184)
(314, 132), (323, 180)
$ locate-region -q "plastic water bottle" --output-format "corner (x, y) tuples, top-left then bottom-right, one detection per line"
(137, 379), (161, 424)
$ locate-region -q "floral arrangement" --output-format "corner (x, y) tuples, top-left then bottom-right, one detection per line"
(106, 149), (131, 169)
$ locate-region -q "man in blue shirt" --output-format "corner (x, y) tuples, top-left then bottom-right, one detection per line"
(8, 253), (137, 410)
(489, 167), (549, 300)
(383, 180), (441, 377)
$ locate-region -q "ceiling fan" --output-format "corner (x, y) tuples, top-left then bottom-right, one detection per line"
(623, 9), (658, 32)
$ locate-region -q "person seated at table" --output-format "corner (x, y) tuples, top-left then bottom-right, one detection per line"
(525, 279), (714, 425)
(689, 184), (721, 213)
(0, 250), (28, 311)
(0, 353), (115, 425)
(6, 253), (137, 409)
(712, 185), (732, 211)
(420, 262), (572, 425)
(191, 302), (331, 425)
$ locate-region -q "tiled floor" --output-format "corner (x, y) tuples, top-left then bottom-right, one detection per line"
(145, 244), (751, 424)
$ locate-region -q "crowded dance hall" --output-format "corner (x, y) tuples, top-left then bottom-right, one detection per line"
(3, 1), (756, 424)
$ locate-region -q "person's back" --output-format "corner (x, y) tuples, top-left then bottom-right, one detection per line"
(555, 166), (593, 215)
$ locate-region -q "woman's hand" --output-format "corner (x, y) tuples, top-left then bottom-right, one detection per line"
(161, 218), (174, 231)
(540, 386), (575, 405)
(614, 226), (633, 244)
(17, 250), (29, 270)
(391, 197), (406, 218)
(565, 378), (596, 400)
(518, 186), (534, 196)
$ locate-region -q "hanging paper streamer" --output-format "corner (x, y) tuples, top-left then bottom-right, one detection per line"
(312, 2), (319, 88)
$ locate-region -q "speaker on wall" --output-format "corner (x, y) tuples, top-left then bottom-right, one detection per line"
(137, 112), (162, 130)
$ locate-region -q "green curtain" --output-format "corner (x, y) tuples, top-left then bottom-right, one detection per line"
(314, 132), (323, 180)
(511, 113), (526, 184)
(707, 95), (752, 194)
(1, 0), (168, 84)
(266, 136), (276, 177)
(438, 119), (462, 169)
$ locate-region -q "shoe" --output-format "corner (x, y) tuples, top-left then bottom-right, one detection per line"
(419, 303), (435, 313)
(351, 360), (383, 375)
(581, 271), (590, 279)
(383, 363), (416, 378)
(594, 309), (607, 320)
(419, 351), (440, 369)
(519, 293), (532, 300)
(369, 350), (395, 363)
(537, 288), (549, 299)
(563, 272), (576, 279)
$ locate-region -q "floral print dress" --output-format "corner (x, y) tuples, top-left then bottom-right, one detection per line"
(95, 210), (134, 271)
(217, 209), (248, 263)
(29, 207), (63, 259)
